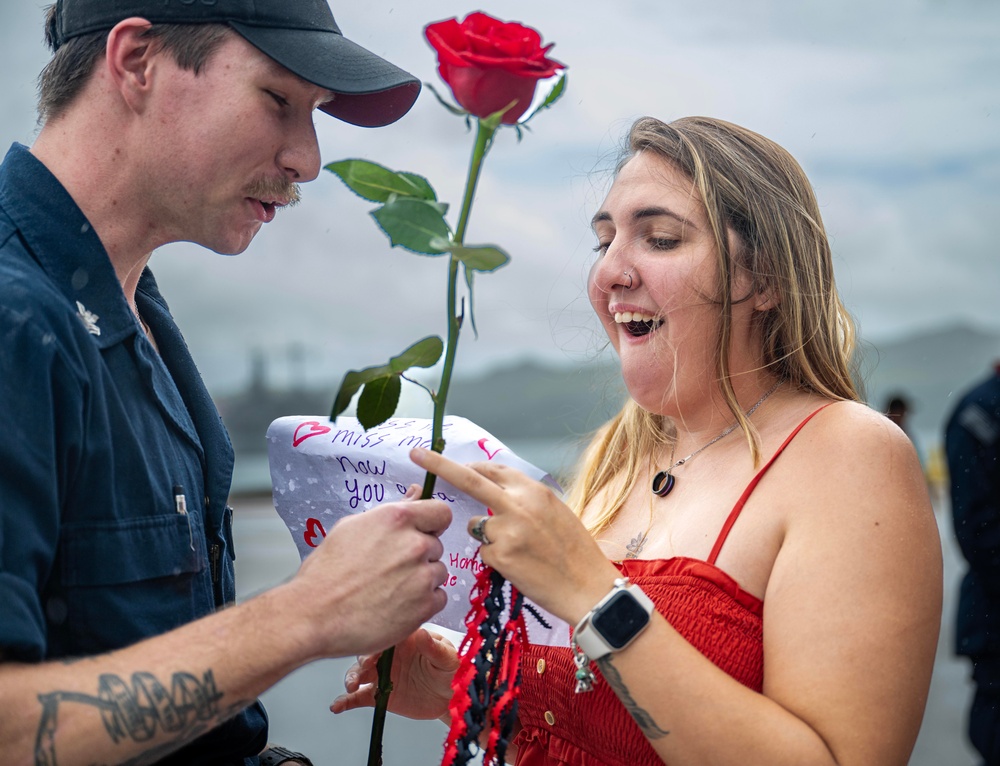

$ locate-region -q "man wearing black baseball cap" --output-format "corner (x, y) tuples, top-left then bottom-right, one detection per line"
(0, 3), (451, 765)
(49, 0), (420, 127)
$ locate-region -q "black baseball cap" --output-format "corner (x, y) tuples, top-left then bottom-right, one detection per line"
(52, 0), (421, 127)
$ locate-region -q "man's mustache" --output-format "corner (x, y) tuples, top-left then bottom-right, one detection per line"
(245, 176), (302, 207)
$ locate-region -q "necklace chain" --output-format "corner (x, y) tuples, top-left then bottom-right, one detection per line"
(624, 380), (784, 557)
(648, 379), (783, 500)
(668, 379), (782, 471)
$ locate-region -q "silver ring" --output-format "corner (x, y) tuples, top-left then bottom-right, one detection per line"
(623, 270), (633, 289)
(470, 516), (492, 545)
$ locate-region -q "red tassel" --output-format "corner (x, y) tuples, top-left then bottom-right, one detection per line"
(439, 556), (527, 766)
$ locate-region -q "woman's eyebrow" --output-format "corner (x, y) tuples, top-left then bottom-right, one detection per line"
(591, 206), (696, 230)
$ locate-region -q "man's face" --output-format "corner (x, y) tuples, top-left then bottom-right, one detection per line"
(135, 32), (334, 254)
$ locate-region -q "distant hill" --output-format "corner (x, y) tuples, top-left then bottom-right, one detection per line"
(444, 358), (626, 443)
(444, 323), (1000, 447)
(858, 322), (1000, 440)
(218, 385), (330, 455)
(218, 321), (1000, 462)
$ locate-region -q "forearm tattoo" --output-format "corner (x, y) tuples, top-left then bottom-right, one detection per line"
(596, 657), (670, 740)
(33, 669), (249, 766)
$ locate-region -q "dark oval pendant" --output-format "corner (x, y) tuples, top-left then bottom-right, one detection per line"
(651, 470), (675, 497)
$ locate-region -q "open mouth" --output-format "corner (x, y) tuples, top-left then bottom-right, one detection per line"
(615, 311), (664, 338)
(248, 197), (286, 224)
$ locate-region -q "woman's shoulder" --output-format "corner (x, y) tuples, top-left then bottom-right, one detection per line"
(774, 395), (934, 534)
(779, 396), (915, 464)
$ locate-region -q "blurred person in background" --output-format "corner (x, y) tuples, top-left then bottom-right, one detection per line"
(885, 393), (913, 432)
(946, 362), (1000, 766)
(884, 392), (928, 476)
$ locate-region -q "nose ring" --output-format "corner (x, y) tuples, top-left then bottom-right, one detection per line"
(623, 270), (633, 289)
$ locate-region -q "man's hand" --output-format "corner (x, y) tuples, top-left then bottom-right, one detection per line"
(283, 494), (453, 659)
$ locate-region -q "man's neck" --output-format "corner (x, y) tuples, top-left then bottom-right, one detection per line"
(31, 114), (155, 308)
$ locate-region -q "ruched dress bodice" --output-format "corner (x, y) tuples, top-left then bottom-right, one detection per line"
(514, 558), (762, 765)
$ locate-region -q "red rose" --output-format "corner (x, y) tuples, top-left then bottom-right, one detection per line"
(424, 12), (565, 125)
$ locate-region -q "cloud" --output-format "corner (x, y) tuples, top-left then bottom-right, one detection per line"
(2, 0), (997, 394)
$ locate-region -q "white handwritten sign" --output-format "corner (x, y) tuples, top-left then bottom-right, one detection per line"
(266, 415), (571, 647)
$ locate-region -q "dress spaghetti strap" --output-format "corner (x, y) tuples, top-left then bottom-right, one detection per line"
(707, 402), (836, 565)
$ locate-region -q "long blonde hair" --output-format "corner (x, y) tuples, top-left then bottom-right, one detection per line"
(568, 116), (861, 534)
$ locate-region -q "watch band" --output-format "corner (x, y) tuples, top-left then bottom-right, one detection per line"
(259, 745), (314, 766)
(571, 577), (654, 691)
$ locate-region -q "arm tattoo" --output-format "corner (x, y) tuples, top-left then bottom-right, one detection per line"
(596, 657), (670, 740)
(34, 669), (250, 766)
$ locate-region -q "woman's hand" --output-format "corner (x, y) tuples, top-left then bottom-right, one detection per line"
(330, 628), (459, 721)
(409, 448), (621, 626)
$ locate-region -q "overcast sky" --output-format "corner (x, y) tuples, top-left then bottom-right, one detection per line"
(2, 0), (998, 396)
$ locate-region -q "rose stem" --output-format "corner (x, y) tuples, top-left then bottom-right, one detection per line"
(366, 116), (499, 766)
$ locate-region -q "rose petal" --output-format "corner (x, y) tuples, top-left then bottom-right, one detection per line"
(424, 12), (566, 122)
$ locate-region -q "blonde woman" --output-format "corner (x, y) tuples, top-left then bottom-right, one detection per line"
(334, 116), (942, 766)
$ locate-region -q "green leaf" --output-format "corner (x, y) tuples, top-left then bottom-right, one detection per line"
(464, 268), (480, 339)
(521, 73), (568, 126)
(331, 366), (390, 421)
(454, 245), (510, 273)
(372, 198), (452, 255)
(330, 337), (444, 422)
(482, 100), (517, 130)
(356, 375), (402, 430)
(429, 201), (450, 217)
(389, 336), (444, 373)
(325, 159), (437, 203)
(398, 172), (438, 201)
(424, 82), (469, 117)
(429, 239), (511, 273)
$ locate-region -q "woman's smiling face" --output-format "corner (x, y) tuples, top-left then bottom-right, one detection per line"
(588, 151), (744, 414)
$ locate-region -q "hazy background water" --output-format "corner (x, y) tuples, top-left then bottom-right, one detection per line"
(233, 486), (979, 766)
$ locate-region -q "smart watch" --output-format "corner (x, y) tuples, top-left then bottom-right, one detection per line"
(572, 578), (654, 660)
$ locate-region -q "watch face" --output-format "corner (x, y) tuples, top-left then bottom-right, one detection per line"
(592, 590), (650, 649)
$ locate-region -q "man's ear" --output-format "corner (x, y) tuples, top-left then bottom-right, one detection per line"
(105, 17), (157, 113)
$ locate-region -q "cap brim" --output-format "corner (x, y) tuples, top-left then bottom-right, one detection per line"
(231, 23), (420, 128)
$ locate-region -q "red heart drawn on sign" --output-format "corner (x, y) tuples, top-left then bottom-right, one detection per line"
(304, 517), (327, 548)
(293, 421), (331, 447)
(477, 437), (503, 460)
